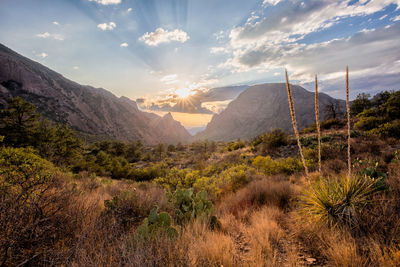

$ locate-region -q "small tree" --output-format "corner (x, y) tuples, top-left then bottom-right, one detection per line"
(350, 93), (371, 115)
(0, 97), (40, 146)
(323, 99), (344, 120)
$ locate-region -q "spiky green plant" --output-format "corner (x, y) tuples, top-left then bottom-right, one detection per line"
(300, 175), (385, 228)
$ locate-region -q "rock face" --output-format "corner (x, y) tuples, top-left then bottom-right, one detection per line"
(0, 43), (190, 145)
(195, 83), (345, 141)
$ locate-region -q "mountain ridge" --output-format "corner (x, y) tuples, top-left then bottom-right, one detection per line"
(195, 83), (345, 141)
(0, 43), (191, 145)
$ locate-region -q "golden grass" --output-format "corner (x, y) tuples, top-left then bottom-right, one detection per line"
(246, 207), (285, 266)
(181, 220), (238, 267)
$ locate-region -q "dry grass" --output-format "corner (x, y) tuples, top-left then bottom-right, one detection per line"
(218, 178), (296, 219)
(246, 207), (285, 266)
(182, 221), (238, 267)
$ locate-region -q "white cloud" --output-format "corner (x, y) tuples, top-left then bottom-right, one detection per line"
(120, 42), (128, 47)
(127, 8), (132, 12)
(392, 15), (400, 21)
(139, 28), (189, 46)
(97, 22), (116, 31)
(379, 14), (388, 20)
(36, 32), (50, 38)
(88, 0), (121, 5)
(210, 47), (229, 54)
(37, 52), (48, 58)
(229, 0), (400, 49)
(53, 21), (59, 25)
(73, 66), (79, 70)
(160, 74), (179, 84)
(36, 32), (64, 40)
(262, 0), (281, 6)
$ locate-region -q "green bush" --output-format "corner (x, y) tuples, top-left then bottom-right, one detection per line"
(368, 120), (400, 138)
(252, 156), (303, 175)
(226, 140), (245, 151)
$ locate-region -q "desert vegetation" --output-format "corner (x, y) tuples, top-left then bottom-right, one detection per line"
(1, 80), (400, 266)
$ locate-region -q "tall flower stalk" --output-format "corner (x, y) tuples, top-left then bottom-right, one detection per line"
(315, 75), (322, 174)
(346, 67), (351, 180)
(285, 70), (309, 178)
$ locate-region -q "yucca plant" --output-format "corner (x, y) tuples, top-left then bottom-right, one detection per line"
(300, 175), (385, 228)
(285, 69), (309, 178)
(315, 75), (322, 173)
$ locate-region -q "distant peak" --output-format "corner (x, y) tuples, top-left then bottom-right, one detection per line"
(163, 112), (173, 120)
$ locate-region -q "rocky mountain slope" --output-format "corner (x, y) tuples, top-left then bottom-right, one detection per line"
(195, 83), (345, 141)
(0, 43), (190, 145)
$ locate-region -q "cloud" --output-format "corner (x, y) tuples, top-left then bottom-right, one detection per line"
(229, 0), (400, 49)
(379, 14), (388, 20)
(160, 74), (179, 84)
(73, 66), (79, 70)
(127, 8), (132, 12)
(120, 42), (128, 47)
(36, 32), (64, 40)
(393, 15), (400, 21)
(262, 0), (281, 7)
(36, 32), (50, 38)
(210, 47), (229, 54)
(37, 52), (48, 58)
(97, 22), (116, 31)
(88, 0), (121, 5)
(139, 28), (189, 46)
(53, 21), (59, 25)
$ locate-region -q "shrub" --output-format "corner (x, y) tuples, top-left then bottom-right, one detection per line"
(0, 147), (76, 266)
(219, 179), (295, 217)
(103, 190), (150, 230)
(256, 129), (288, 152)
(252, 156), (303, 175)
(300, 175), (386, 227)
(368, 120), (400, 138)
(226, 140), (245, 151)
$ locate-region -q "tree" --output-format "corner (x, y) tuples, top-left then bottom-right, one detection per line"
(323, 99), (344, 120)
(155, 143), (166, 160)
(0, 97), (40, 146)
(350, 93), (371, 115)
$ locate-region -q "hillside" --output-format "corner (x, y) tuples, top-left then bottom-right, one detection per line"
(196, 83), (345, 141)
(0, 43), (190, 145)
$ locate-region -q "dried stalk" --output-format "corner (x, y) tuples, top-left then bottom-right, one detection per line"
(285, 69), (309, 178)
(315, 75), (321, 173)
(346, 66), (351, 180)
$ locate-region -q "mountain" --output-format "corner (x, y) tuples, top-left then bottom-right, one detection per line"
(195, 83), (345, 141)
(0, 43), (190, 145)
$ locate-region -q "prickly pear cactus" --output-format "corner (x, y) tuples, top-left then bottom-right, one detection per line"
(172, 189), (218, 228)
(136, 208), (178, 240)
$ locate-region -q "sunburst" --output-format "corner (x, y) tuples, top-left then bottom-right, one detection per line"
(175, 87), (192, 98)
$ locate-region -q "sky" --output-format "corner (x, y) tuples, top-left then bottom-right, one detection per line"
(1, 0), (400, 128)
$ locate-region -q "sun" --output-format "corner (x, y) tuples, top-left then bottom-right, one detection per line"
(175, 87), (192, 98)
